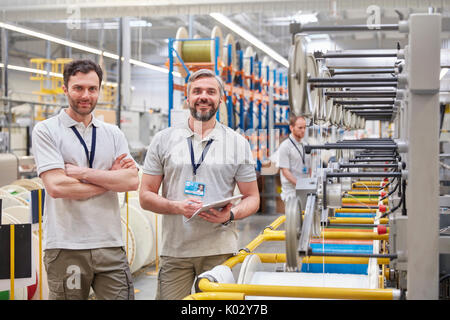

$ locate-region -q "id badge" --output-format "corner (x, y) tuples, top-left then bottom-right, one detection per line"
(184, 180), (205, 197)
(302, 166), (308, 174)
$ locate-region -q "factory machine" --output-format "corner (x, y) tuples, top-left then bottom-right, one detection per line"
(185, 13), (448, 300)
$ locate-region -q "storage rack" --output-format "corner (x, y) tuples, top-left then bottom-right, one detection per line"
(167, 34), (288, 172)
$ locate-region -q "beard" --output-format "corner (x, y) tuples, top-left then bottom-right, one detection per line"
(189, 101), (219, 122)
(67, 94), (97, 116)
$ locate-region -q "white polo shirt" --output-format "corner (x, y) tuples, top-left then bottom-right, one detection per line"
(32, 108), (133, 250)
(143, 119), (256, 258)
(277, 134), (311, 200)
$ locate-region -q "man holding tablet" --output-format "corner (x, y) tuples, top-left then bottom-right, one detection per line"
(139, 69), (260, 300)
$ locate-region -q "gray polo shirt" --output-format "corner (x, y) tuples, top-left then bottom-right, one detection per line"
(143, 119), (256, 258)
(32, 109), (133, 250)
(277, 134), (311, 200)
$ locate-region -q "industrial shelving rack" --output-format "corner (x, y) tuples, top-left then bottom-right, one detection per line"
(166, 35), (288, 171)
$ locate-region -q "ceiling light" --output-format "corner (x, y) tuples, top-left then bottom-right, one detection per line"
(209, 13), (288, 68)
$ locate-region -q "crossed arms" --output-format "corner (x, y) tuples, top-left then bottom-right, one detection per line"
(41, 154), (139, 200)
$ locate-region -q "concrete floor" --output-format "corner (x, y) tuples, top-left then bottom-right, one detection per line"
(131, 212), (284, 300)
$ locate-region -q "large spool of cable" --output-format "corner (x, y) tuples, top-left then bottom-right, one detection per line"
(223, 33), (237, 81)
(218, 100), (229, 126)
(243, 46), (255, 88)
(288, 35), (309, 117)
(175, 26), (223, 78)
(11, 179), (43, 191)
(307, 54), (320, 119)
(261, 56), (271, 82)
(120, 204), (153, 274)
(315, 67), (330, 124)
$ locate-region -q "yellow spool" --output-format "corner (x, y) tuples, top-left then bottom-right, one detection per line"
(175, 26), (223, 78)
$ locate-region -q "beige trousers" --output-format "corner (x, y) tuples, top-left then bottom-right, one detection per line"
(156, 254), (233, 300)
(44, 247), (134, 300)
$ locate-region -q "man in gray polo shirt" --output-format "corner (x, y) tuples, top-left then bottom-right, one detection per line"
(32, 59), (139, 300)
(277, 115), (311, 201)
(139, 69), (260, 300)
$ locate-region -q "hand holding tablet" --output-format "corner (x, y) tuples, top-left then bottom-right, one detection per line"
(184, 194), (243, 222)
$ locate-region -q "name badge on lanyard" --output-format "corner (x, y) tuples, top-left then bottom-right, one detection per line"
(184, 137), (213, 197)
(71, 125), (97, 168)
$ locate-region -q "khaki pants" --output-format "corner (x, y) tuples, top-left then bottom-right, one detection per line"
(44, 247), (134, 300)
(156, 254), (233, 300)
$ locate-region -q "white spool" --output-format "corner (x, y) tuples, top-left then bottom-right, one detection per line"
(325, 98), (334, 124)
(315, 67), (330, 124)
(1, 184), (29, 195)
(120, 204), (153, 273)
(0, 192), (28, 208)
(175, 27), (189, 79)
(126, 196), (162, 267)
(223, 33), (237, 81)
(11, 179), (42, 191)
(237, 254), (262, 284)
(219, 100), (228, 126)
(333, 105), (343, 127)
(284, 196), (302, 272)
(243, 46), (255, 88)
(307, 54), (320, 118)
(3, 206), (30, 223)
(197, 265), (235, 287)
(288, 35), (308, 117)
(351, 112), (357, 129)
(261, 56), (271, 82)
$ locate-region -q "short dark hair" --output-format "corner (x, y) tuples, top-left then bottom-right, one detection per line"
(63, 59), (103, 88)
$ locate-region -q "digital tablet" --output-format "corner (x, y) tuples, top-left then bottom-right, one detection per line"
(184, 194), (243, 222)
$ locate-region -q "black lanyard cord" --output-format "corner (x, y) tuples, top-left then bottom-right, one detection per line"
(288, 137), (305, 165)
(188, 137), (213, 176)
(70, 125), (97, 168)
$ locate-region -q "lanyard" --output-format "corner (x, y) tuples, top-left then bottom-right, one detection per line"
(288, 137), (305, 165)
(187, 137), (213, 176)
(70, 125), (97, 168)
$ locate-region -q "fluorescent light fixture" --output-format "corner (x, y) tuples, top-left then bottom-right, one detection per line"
(0, 21), (180, 77)
(0, 62), (118, 87)
(209, 13), (288, 68)
(292, 11), (318, 25)
(440, 68), (448, 80)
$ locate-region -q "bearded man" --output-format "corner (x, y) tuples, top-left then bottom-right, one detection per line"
(32, 59), (138, 300)
(139, 69), (259, 300)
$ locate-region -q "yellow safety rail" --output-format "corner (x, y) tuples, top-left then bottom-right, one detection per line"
(184, 206), (396, 300)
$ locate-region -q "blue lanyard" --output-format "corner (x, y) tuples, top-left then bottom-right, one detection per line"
(70, 125), (97, 168)
(187, 137), (213, 176)
(288, 137), (305, 165)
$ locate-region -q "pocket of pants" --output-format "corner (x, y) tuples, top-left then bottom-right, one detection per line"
(44, 249), (61, 265)
(47, 279), (66, 300)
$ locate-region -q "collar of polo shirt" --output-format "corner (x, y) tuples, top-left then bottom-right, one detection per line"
(59, 108), (100, 128)
(181, 118), (222, 142)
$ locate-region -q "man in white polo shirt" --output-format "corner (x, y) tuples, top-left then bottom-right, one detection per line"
(32, 59), (139, 300)
(277, 115), (311, 201)
(139, 69), (260, 300)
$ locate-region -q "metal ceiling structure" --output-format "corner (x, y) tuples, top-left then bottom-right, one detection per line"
(1, 1), (450, 84)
